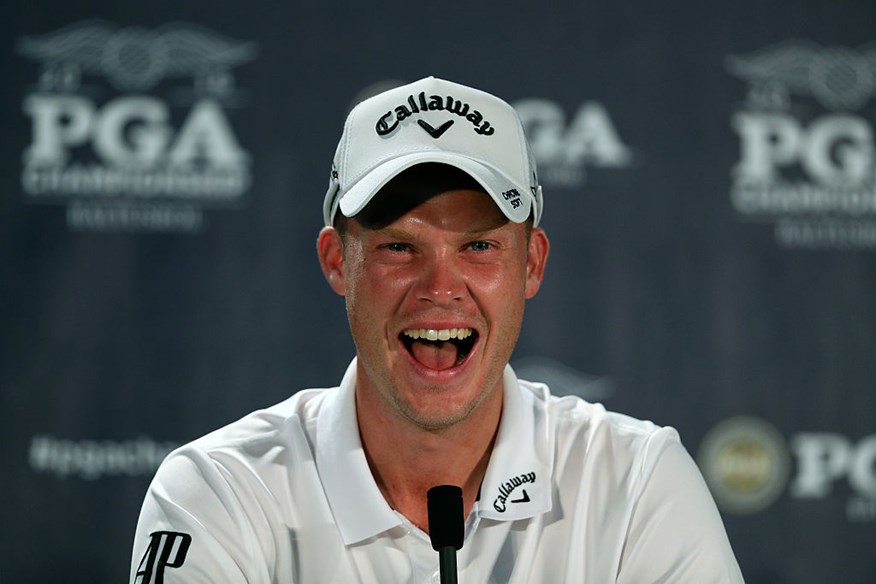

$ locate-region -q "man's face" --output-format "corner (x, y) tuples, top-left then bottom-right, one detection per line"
(318, 187), (548, 431)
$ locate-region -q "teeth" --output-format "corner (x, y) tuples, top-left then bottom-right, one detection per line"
(402, 328), (473, 341)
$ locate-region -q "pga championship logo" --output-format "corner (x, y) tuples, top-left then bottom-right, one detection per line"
(727, 39), (876, 250)
(698, 416), (876, 522)
(16, 20), (258, 232)
(513, 99), (634, 189)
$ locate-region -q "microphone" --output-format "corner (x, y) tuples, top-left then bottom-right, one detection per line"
(427, 485), (464, 584)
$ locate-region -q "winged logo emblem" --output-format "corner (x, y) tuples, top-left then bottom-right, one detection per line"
(17, 19), (258, 92)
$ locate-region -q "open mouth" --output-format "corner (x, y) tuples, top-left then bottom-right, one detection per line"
(400, 328), (478, 371)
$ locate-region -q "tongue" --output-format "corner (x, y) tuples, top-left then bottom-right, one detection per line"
(410, 341), (459, 370)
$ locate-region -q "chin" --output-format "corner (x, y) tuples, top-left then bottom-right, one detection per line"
(398, 389), (485, 430)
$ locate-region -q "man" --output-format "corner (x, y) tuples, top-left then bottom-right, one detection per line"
(131, 76), (744, 583)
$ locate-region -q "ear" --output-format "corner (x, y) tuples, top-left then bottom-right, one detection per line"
(317, 226), (346, 296)
(524, 227), (550, 299)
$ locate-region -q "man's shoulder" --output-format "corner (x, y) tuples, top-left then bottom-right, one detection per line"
(517, 376), (679, 455)
(159, 386), (335, 477)
(517, 378), (685, 497)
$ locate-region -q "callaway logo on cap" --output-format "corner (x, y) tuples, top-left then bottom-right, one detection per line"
(323, 76), (543, 227)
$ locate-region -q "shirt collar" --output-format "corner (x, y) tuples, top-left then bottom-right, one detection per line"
(477, 365), (553, 521)
(316, 359), (402, 545)
(316, 359), (554, 545)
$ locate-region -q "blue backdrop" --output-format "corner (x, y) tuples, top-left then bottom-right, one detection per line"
(2, 1), (875, 581)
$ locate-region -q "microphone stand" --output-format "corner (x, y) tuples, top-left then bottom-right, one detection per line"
(427, 485), (464, 584)
(437, 545), (458, 584)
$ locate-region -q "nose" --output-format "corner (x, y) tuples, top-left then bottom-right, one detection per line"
(415, 256), (466, 305)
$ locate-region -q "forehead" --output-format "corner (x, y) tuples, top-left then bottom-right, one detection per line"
(352, 163), (499, 231)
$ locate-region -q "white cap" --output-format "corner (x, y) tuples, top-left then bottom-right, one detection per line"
(323, 76), (543, 227)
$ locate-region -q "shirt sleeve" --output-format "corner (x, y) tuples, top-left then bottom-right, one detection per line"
(616, 428), (745, 584)
(129, 447), (275, 584)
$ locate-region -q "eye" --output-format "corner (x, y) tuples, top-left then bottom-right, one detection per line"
(385, 242), (410, 253)
(468, 241), (493, 252)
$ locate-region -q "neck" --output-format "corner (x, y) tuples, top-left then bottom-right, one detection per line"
(356, 387), (502, 533)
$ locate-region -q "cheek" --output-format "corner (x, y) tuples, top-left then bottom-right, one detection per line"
(472, 265), (527, 335)
(469, 254), (525, 289)
(343, 263), (405, 336)
(476, 261), (529, 300)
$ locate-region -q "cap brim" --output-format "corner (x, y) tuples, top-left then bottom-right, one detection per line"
(337, 152), (534, 224)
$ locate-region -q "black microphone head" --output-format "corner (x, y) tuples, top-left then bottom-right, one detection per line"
(427, 485), (464, 551)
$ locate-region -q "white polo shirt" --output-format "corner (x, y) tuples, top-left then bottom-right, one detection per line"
(131, 359), (744, 583)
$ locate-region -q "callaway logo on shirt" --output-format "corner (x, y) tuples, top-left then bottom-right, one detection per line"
(493, 471), (536, 512)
